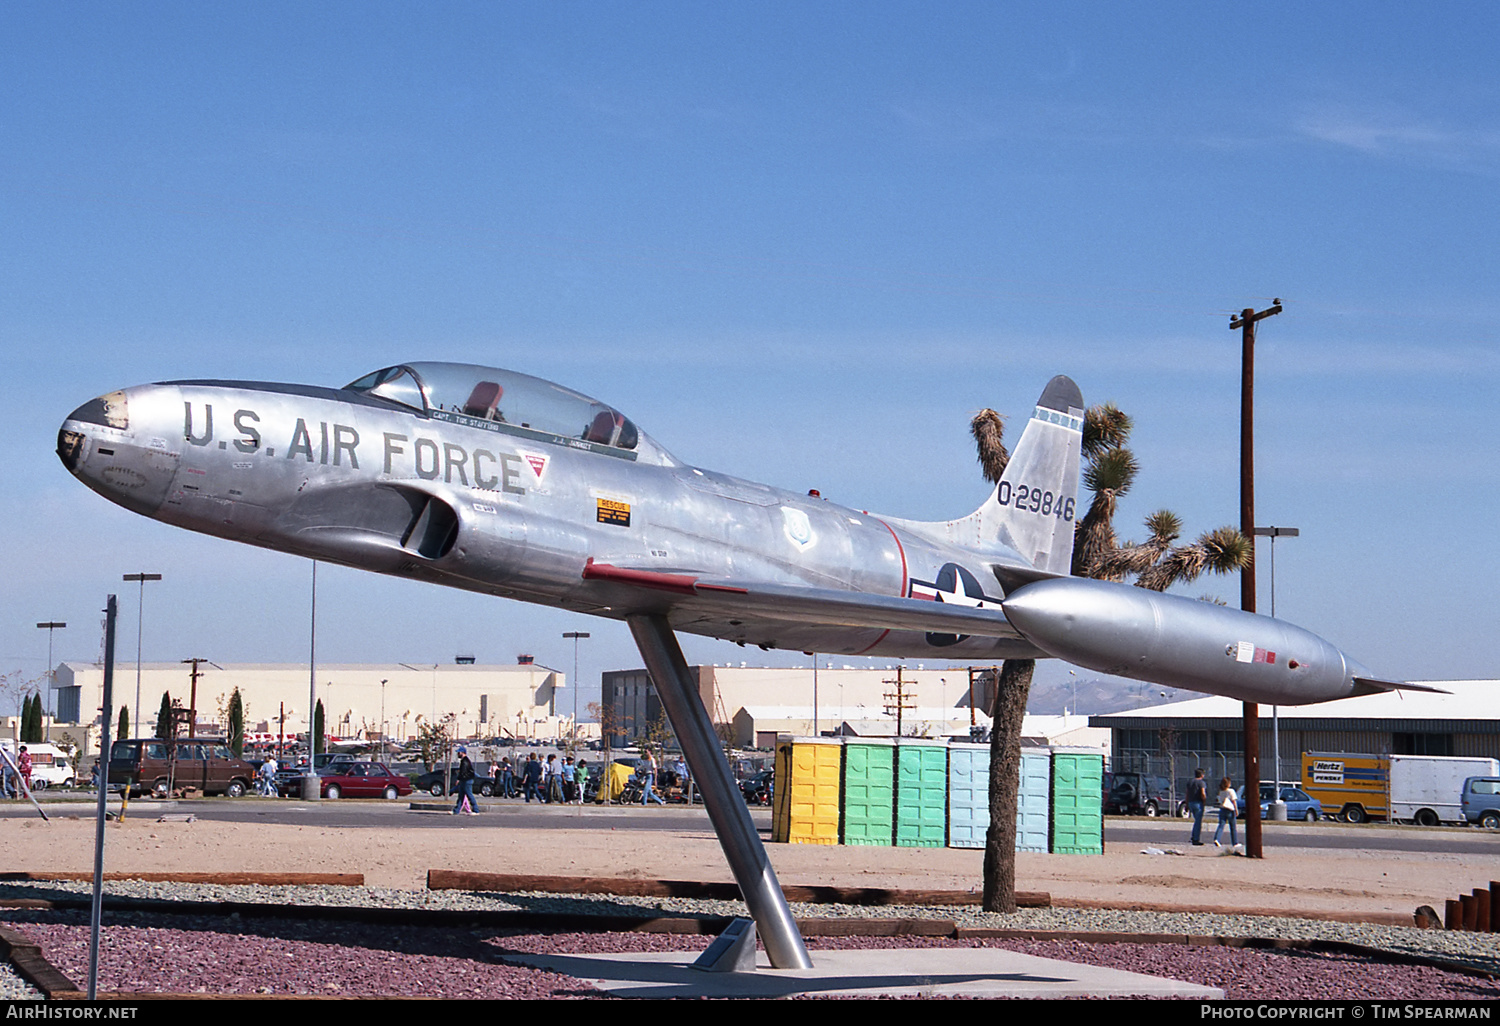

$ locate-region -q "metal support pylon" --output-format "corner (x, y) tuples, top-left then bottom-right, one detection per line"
(627, 614), (812, 970)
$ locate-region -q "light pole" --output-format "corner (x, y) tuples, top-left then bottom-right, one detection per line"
(939, 676), (946, 737)
(302, 561), (319, 800)
(379, 678), (388, 765)
(811, 653), (819, 738)
(122, 573), (162, 741)
(400, 662), (441, 780)
(563, 632), (589, 745)
(35, 622), (65, 741)
(1252, 526), (1300, 798)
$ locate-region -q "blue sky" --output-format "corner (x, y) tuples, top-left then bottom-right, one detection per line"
(4, 3), (1497, 718)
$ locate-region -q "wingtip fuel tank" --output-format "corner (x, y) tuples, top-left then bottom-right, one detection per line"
(1001, 576), (1369, 706)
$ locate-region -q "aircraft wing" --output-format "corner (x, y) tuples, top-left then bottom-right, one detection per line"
(582, 560), (1027, 639)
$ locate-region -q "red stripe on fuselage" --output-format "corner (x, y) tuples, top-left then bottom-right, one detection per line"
(581, 560), (700, 596)
(852, 517), (909, 655)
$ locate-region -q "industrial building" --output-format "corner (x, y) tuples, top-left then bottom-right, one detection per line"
(600, 663), (1109, 752)
(45, 659), (570, 759)
(1090, 680), (1500, 785)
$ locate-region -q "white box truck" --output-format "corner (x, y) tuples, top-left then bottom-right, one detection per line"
(1390, 755), (1499, 826)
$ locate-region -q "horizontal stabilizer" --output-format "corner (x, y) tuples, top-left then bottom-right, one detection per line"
(1349, 677), (1451, 698)
(990, 562), (1066, 594)
(582, 560), (1028, 641)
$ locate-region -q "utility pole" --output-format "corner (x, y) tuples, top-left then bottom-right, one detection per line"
(967, 666), (997, 737)
(1231, 300), (1281, 859)
(181, 658), (208, 737)
(882, 667), (915, 737)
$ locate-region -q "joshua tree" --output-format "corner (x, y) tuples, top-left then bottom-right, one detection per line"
(976, 401), (1250, 912)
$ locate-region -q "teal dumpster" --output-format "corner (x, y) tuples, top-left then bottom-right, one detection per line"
(842, 739), (894, 845)
(894, 740), (947, 847)
(1050, 749), (1104, 854)
(946, 742), (987, 849)
(947, 744), (1051, 851)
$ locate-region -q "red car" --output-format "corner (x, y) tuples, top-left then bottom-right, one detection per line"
(318, 762), (413, 800)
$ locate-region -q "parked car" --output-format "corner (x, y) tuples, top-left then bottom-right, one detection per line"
(275, 752), (358, 794)
(107, 738), (256, 797)
(308, 762), (413, 800)
(1461, 777), (1500, 828)
(1236, 784), (1323, 821)
(1103, 772), (1174, 817)
(411, 764), (495, 797)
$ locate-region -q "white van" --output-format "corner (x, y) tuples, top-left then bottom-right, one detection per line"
(1, 741), (75, 789)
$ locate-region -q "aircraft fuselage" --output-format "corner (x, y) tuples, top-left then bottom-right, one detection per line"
(60, 375), (1037, 661)
(60, 361), (1409, 708)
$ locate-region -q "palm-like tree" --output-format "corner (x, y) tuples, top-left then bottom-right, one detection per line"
(974, 401), (1250, 912)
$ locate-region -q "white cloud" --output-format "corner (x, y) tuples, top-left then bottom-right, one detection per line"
(1295, 102), (1500, 172)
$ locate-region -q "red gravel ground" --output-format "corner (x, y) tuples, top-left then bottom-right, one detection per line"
(7, 910), (1500, 1000)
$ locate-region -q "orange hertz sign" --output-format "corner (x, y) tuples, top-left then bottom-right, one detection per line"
(596, 497), (632, 526)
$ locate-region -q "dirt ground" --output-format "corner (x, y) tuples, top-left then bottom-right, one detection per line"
(2, 802), (1490, 918)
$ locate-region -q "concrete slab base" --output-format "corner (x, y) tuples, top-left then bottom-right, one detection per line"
(505, 947), (1225, 999)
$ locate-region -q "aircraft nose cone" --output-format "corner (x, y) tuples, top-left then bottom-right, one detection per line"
(56, 425), (86, 472)
(63, 392), (130, 432)
(58, 385), (179, 516)
(59, 390), (133, 473)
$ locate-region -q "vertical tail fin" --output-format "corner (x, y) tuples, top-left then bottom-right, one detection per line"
(939, 375), (1084, 575)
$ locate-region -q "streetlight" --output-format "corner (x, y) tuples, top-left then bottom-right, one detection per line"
(379, 678), (388, 764)
(562, 632), (589, 745)
(1251, 527), (1300, 619)
(811, 653), (819, 738)
(302, 561), (319, 800)
(122, 573), (162, 741)
(1252, 526), (1300, 801)
(939, 676), (947, 737)
(35, 622), (65, 741)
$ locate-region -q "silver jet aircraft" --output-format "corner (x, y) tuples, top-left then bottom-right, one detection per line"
(57, 361), (1416, 968)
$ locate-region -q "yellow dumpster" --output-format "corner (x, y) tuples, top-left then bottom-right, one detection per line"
(772, 736), (841, 844)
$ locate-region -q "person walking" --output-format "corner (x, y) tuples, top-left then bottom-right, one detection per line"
(452, 746), (477, 815)
(500, 757), (515, 798)
(640, 748), (665, 805)
(1213, 776), (1239, 848)
(1186, 768), (1208, 846)
(545, 754), (564, 804)
(574, 758), (588, 804)
(259, 753), (280, 797)
(522, 753), (542, 803)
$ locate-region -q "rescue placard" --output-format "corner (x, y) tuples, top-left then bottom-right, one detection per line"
(596, 497), (631, 526)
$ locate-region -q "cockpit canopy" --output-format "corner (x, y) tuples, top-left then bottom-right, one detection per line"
(346, 362), (641, 453)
